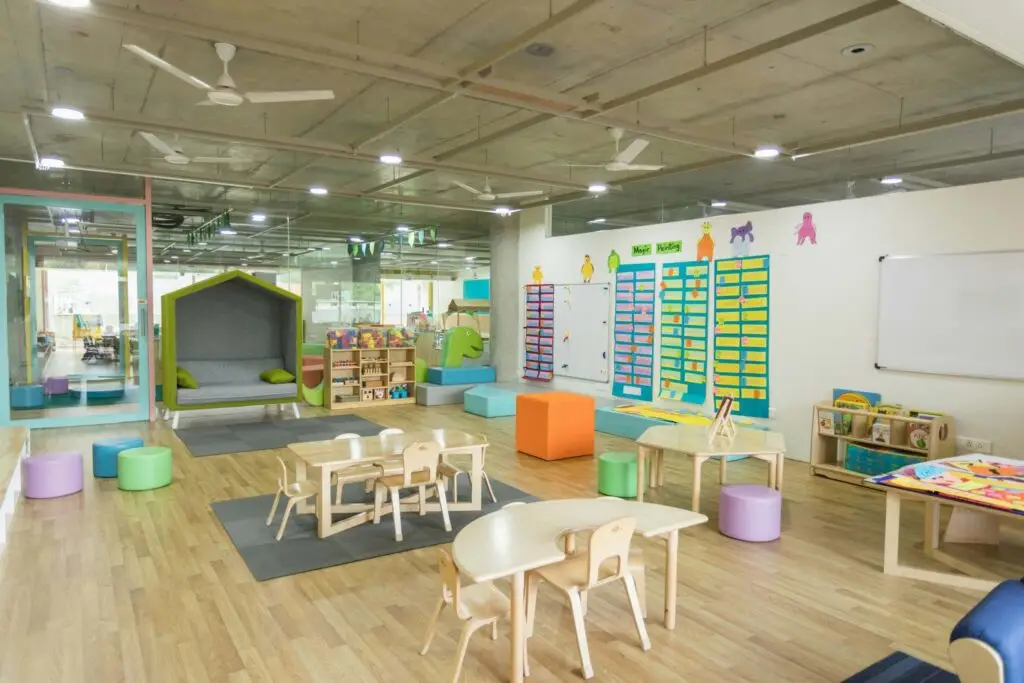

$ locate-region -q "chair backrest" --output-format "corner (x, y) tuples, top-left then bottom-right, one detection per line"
(437, 548), (464, 616)
(334, 432), (359, 440)
(585, 516), (637, 589)
(401, 441), (441, 486)
(275, 456), (290, 489)
(478, 433), (489, 465)
(379, 428), (404, 436)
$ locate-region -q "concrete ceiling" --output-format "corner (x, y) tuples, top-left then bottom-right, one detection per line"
(1, 0), (1022, 248)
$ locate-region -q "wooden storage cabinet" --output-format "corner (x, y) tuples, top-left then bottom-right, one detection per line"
(810, 403), (956, 488)
(324, 346), (416, 410)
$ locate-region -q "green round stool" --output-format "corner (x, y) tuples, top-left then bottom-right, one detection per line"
(117, 446), (173, 491)
(597, 451), (646, 498)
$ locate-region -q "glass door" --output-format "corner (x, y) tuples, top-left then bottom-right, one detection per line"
(0, 195), (149, 427)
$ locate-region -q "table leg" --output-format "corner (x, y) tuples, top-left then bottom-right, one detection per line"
(691, 457), (704, 513)
(318, 465), (332, 539)
(719, 455), (727, 485)
(470, 446), (483, 510)
(924, 501), (940, 556)
(883, 491), (901, 574)
(775, 453), (784, 492)
(767, 456), (777, 490)
(510, 571), (525, 683)
(664, 529), (679, 630)
(636, 447), (647, 502)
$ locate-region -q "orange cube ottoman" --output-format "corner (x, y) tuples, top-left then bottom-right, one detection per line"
(516, 392), (596, 460)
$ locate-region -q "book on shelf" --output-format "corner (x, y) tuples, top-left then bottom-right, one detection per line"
(817, 411), (835, 436)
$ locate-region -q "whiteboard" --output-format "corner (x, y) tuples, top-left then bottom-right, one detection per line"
(552, 283), (610, 382)
(876, 251), (1024, 380)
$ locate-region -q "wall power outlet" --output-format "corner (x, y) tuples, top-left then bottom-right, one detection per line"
(956, 436), (993, 454)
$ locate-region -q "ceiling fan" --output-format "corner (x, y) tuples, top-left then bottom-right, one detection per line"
(451, 178), (545, 201)
(563, 127), (665, 172)
(139, 131), (247, 166)
(123, 42), (335, 107)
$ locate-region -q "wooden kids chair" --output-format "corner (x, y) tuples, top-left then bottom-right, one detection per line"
(373, 441), (451, 542)
(266, 456), (318, 541)
(439, 434), (497, 504)
(330, 433), (382, 505)
(525, 516), (650, 679)
(421, 548), (529, 682)
(364, 427), (406, 493)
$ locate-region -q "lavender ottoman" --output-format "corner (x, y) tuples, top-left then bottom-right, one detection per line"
(44, 376), (69, 395)
(718, 484), (781, 542)
(23, 451), (84, 499)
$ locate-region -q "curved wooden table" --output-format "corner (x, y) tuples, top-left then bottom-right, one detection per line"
(453, 498), (708, 682)
(288, 429), (487, 538)
(636, 424), (786, 512)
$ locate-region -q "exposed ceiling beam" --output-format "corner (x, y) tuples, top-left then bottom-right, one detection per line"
(24, 105), (592, 193)
(789, 97), (1024, 157)
(361, 170), (434, 195)
(598, 0), (900, 113)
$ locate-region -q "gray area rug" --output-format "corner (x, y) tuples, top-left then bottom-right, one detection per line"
(175, 414), (384, 457)
(212, 478), (537, 581)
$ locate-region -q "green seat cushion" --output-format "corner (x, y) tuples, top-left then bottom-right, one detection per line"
(177, 366), (198, 389)
(117, 446), (172, 491)
(597, 451), (646, 498)
(260, 368), (295, 384)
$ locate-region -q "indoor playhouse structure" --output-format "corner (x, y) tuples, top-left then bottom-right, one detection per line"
(161, 271), (302, 427)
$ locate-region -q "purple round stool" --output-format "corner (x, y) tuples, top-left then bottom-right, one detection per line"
(22, 452), (84, 499)
(44, 376), (69, 395)
(718, 484), (781, 542)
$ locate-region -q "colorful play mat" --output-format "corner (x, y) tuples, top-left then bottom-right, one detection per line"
(867, 455), (1024, 515)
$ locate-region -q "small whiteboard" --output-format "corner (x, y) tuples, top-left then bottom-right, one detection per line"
(876, 251), (1024, 380)
(552, 283), (610, 383)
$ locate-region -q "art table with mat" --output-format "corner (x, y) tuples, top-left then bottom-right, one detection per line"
(453, 498), (707, 683)
(288, 429), (487, 538)
(635, 423), (786, 511)
(868, 455), (1024, 591)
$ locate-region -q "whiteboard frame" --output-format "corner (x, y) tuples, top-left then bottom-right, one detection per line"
(875, 250), (1024, 382)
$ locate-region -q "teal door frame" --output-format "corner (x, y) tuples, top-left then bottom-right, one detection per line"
(0, 194), (150, 428)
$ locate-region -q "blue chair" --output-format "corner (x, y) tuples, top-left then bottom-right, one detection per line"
(92, 436), (145, 478)
(949, 578), (1024, 683)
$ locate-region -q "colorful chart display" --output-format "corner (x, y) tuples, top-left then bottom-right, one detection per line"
(524, 284), (554, 381)
(712, 256), (770, 418)
(659, 261), (709, 405)
(612, 263), (656, 401)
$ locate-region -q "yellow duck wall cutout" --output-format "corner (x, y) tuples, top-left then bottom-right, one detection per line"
(580, 255), (594, 283)
(532, 265), (544, 284)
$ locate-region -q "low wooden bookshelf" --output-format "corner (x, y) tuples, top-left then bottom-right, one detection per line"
(324, 346), (416, 410)
(810, 403), (956, 488)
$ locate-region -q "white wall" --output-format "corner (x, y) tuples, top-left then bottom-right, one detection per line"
(518, 179), (1024, 462)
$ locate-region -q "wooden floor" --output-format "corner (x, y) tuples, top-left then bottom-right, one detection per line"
(0, 403), (1014, 683)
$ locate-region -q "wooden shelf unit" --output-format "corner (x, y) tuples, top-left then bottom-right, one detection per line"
(810, 402), (956, 488)
(324, 345), (416, 410)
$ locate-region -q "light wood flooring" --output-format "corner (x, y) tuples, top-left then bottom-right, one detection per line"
(0, 403), (1017, 683)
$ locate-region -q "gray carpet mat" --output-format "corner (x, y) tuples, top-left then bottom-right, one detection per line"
(212, 478), (537, 581)
(175, 414), (384, 457)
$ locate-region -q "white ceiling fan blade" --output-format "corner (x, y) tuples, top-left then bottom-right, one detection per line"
(495, 190), (546, 199)
(139, 132), (177, 156)
(618, 164), (665, 171)
(123, 44), (213, 91)
(615, 138), (650, 165)
(245, 90), (335, 104)
(191, 157), (248, 164)
(452, 180), (482, 195)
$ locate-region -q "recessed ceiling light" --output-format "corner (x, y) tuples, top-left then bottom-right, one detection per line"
(587, 217), (606, 224)
(349, 236), (363, 243)
(309, 186), (328, 195)
(437, 242), (451, 249)
(330, 260), (338, 265)
(219, 228), (237, 235)
(51, 106), (85, 120)
(754, 147), (781, 159)
(396, 224), (410, 233)
(588, 183), (608, 193)
(465, 256), (475, 261)
(163, 258), (170, 263)
(251, 212), (266, 222)
(430, 260), (439, 265)
(841, 43), (874, 57)
(183, 248), (191, 253)
(241, 262), (247, 267)
(109, 248), (117, 254)
(711, 200), (728, 208)
(67, 227), (80, 234)
(880, 176), (903, 185)
(46, 0), (91, 8)
(198, 241), (207, 246)
(493, 206), (514, 216)
(38, 156), (64, 170)
(64, 217), (79, 224)
(379, 154), (402, 165)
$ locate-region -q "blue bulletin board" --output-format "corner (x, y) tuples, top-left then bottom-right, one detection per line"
(612, 263), (656, 401)
(712, 255), (770, 418)
(659, 261), (709, 405)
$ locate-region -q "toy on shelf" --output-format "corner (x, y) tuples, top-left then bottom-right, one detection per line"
(373, 387), (387, 401)
(390, 384), (409, 399)
(361, 388), (374, 401)
(358, 327), (387, 349)
(388, 326), (415, 348)
(327, 328), (358, 349)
